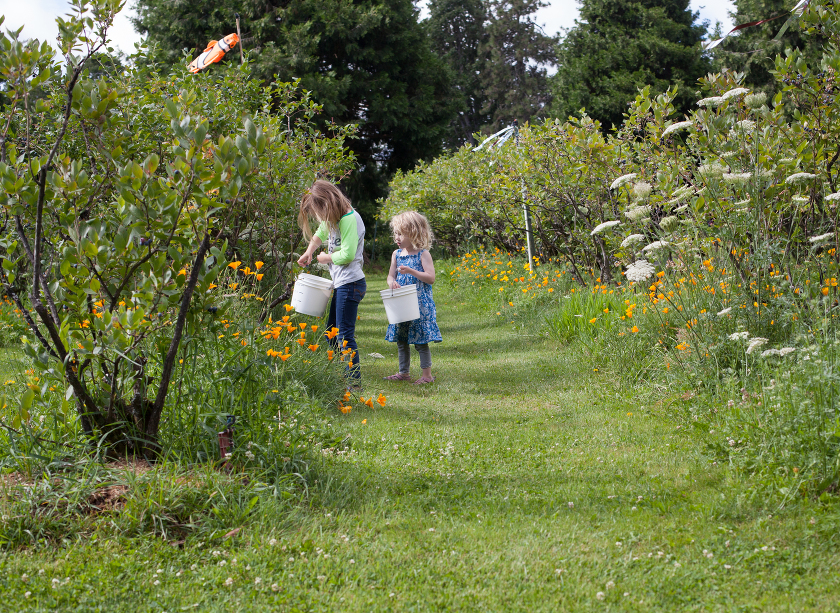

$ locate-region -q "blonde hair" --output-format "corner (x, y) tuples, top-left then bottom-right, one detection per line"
(298, 180), (352, 238)
(390, 211), (434, 250)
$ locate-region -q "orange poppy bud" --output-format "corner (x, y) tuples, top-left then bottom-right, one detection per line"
(255, 261), (264, 270)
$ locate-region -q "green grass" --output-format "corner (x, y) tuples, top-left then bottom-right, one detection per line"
(1, 272), (839, 611)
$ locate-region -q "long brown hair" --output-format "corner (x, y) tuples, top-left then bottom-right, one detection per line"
(298, 180), (352, 238)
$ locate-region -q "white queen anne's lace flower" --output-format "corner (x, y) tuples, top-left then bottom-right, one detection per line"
(825, 192), (840, 202)
(747, 337), (769, 354)
(729, 331), (749, 341)
(625, 259), (656, 283)
(785, 172), (818, 185)
(591, 220), (621, 236)
(662, 121), (693, 137)
(744, 92), (767, 108)
(621, 234), (645, 248)
(717, 307), (732, 316)
(610, 173), (637, 190)
(625, 205), (651, 221)
(723, 172), (751, 184)
(735, 119), (756, 132)
(698, 163), (725, 177)
(810, 232), (834, 244)
(698, 96), (724, 108)
(642, 240), (669, 252)
(778, 347), (796, 356)
(721, 87), (749, 100)
(633, 182), (653, 199)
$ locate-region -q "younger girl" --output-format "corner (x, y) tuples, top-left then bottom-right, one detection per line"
(297, 181), (366, 385)
(384, 211), (441, 384)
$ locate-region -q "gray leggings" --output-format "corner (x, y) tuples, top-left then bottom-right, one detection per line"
(398, 341), (432, 372)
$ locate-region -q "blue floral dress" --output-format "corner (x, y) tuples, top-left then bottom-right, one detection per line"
(385, 250), (442, 345)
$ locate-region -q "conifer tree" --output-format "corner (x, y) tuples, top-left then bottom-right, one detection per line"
(551, 0), (709, 130)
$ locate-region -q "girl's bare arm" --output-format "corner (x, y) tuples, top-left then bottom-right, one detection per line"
(387, 250), (400, 289)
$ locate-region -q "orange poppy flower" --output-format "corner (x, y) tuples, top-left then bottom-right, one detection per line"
(282, 315), (290, 323)
(377, 394), (386, 407)
(228, 261), (241, 269)
(364, 397), (374, 408)
(327, 350), (334, 360)
(308, 344), (319, 352)
(296, 338), (306, 346)
(326, 327), (339, 339)
(208, 283), (217, 290)
(256, 273), (264, 281)
(300, 323), (307, 330)
(284, 304), (294, 312)
(342, 391), (351, 402)
(280, 354), (291, 362)
(255, 261), (264, 270)
(310, 325), (318, 333)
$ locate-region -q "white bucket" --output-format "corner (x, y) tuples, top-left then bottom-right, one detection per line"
(380, 284), (420, 324)
(291, 273), (333, 317)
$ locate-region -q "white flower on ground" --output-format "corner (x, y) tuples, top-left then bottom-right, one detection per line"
(826, 192), (840, 202)
(810, 232), (834, 244)
(224, 577), (234, 586)
(625, 205), (651, 221)
(568, 501), (574, 509)
(633, 182), (653, 199)
(717, 307), (732, 316)
(271, 583), (280, 592)
(621, 234), (645, 248)
(610, 173), (637, 189)
(662, 121), (693, 137)
(269, 538), (278, 546)
(722, 87), (749, 100)
(625, 260), (656, 283)
(723, 172), (751, 184)
(606, 580), (616, 589)
(745, 92), (767, 108)
(729, 331), (749, 341)
(642, 240), (669, 252)
(596, 592), (606, 600)
(785, 172), (818, 185)
(591, 220), (621, 236)
(698, 96), (724, 108)
(255, 577), (262, 585)
(747, 337), (769, 353)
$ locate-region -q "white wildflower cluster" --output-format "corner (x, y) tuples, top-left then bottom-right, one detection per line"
(793, 195), (810, 203)
(723, 172), (751, 185)
(610, 173), (637, 190)
(728, 331), (749, 341)
(744, 92), (767, 109)
(825, 192), (840, 202)
(669, 185), (693, 203)
(625, 259), (656, 283)
(620, 234), (646, 248)
(785, 172), (818, 185)
(722, 87), (749, 100)
(659, 215), (679, 232)
(642, 240), (669, 252)
(591, 220), (621, 236)
(810, 232), (834, 245)
(674, 203), (690, 213)
(747, 337), (769, 354)
(698, 163), (725, 178)
(698, 96), (724, 108)
(662, 121), (693, 137)
(735, 119), (756, 132)
(761, 347), (796, 357)
(633, 182), (653, 199)
(624, 205), (651, 221)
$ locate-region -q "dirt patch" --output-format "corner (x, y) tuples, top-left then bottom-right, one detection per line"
(86, 485), (128, 514)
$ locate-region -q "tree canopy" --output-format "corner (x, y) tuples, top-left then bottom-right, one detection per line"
(133, 0), (454, 217)
(550, 0), (709, 130)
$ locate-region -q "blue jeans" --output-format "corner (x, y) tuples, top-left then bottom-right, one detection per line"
(326, 278), (366, 382)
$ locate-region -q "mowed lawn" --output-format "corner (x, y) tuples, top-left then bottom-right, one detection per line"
(2, 272), (839, 612)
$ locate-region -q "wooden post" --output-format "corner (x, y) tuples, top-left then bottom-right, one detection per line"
(235, 13), (244, 64)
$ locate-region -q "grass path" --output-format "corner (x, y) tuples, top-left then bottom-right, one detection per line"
(3, 272), (840, 611)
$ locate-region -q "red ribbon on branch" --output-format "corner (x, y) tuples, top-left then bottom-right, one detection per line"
(703, 0), (810, 50)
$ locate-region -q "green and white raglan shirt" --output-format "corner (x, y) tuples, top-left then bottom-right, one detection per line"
(314, 209), (366, 288)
